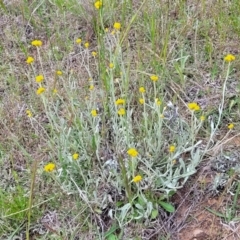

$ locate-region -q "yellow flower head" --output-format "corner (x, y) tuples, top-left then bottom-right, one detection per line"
(155, 98), (161, 105)
(228, 123), (234, 130)
(72, 153), (79, 160)
(31, 40), (42, 47)
(26, 56), (34, 64)
(36, 87), (45, 95)
(26, 109), (32, 118)
(53, 88), (57, 94)
(91, 109), (98, 117)
(113, 22), (121, 30)
(76, 38), (82, 44)
(91, 51), (97, 57)
(84, 42), (90, 48)
(139, 98), (144, 104)
(56, 70), (62, 76)
(115, 98), (125, 105)
(150, 75), (159, 81)
(132, 175), (142, 183)
(44, 163), (55, 172)
(89, 85), (94, 90)
(224, 54), (235, 62)
(200, 115), (205, 121)
(169, 145), (176, 153)
(127, 148), (138, 157)
(35, 75), (44, 83)
(94, 0), (102, 9)
(188, 102), (200, 111)
(109, 63), (114, 69)
(117, 108), (125, 116)
(139, 87), (145, 93)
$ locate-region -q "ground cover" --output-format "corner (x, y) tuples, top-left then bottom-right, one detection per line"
(1, 0), (240, 239)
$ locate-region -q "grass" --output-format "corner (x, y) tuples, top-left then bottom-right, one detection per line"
(1, 0), (240, 239)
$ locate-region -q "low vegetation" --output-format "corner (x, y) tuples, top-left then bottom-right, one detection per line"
(1, 0), (240, 239)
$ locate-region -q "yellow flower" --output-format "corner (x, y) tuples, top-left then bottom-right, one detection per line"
(139, 87), (145, 93)
(113, 22), (121, 30)
(31, 40), (42, 47)
(89, 85), (94, 90)
(115, 98), (125, 105)
(72, 153), (79, 160)
(44, 163), (55, 172)
(200, 115), (205, 121)
(26, 109), (32, 118)
(91, 109), (98, 117)
(94, 1), (102, 9)
(127, 148), (138, 157)
(53, 88), (57, 94)
(91, 51), (97, 57)
(117, 108), (125, 116)
(224, 54), (235, 62)
(132, 175), (142, 183)
(155, 98), (161, 105)
(35, 75), (44, 83)
(84, 42), (89, 48)
(36, 87), (45, 95)
(109, 63), (114, 68)
(139, 98), (144, 104)
(76, 38), (82, 44)
(169, 145), (176, 153)
(26, 56), (34, 64)
(188, 102), (200, 111)
(56, 70), (62, 76)
(228, 123), (234, 129)
(150, 75), (158, 81)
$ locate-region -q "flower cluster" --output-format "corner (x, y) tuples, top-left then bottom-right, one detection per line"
(127, 148), (138, 157)
(84, 42), (89, 48)
(224, 54), (235, 62)
(56, 70), (62, 76)
(26, 109), (32, 118)
(155, 98), (161, 106)
(26, 56), (34, 64)
(31, 40), (42, 47)
(169, 145), (176, 153)
(118, 108), (125, 116)
(94, 1), (102, 9)
(109, 63), (114, 69)
(36, 87), (45, 95)
(35, 75), (44, 83)
(44, 163), (55, 172)
(72, 153), (79, 160)
(150, 75), (158, 82)
(115, 98), (125, 105)
(188, 102), (200, 111)
(139, 87), (145, 93)
(113, 22), (121, 30)
(91, 109), (98, 117)
(132, 175), (142, 183)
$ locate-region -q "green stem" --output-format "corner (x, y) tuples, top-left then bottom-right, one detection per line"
(26, 160), (38, 240)
(119, 157), (132, 201)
